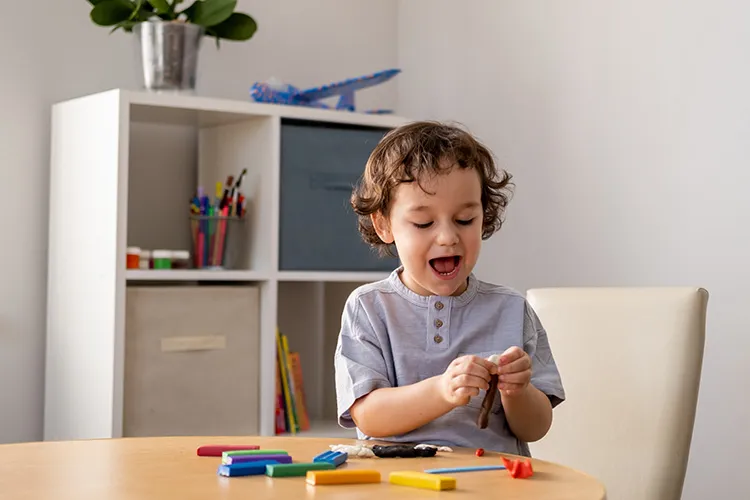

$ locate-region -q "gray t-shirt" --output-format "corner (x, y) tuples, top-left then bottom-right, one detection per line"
(334, 266), (565, 456)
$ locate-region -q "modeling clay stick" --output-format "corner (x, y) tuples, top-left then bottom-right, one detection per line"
(265, 462), (335, 477)
(218, 460), (279, 477)
(371, 445), (437, 458)
(477, 373), (499, 428)
(197, 444), (259, 457)
(223, 454), (292, 465)
(389, 471), (457, 491)
(306, 469), (381, 485)
(478, 354), (502, 429)
(222, 449), (288, 460)
(312, 450), (348, 466)
(424, 465), (506, 474)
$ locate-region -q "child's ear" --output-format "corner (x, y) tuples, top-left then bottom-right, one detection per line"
(371, 212), (394, 244)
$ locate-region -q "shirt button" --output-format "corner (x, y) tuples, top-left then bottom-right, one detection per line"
(434, 319), (443, 328)
(434, 334), (443, 344)
(435, 301), (444, 310)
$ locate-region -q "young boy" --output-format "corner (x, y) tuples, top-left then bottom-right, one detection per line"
(334, 121), (565, 456)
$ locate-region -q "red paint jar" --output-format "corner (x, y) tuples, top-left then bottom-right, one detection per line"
(126, 247), (141, 269)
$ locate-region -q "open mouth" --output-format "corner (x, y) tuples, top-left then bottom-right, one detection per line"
(429, 256), (461, 278)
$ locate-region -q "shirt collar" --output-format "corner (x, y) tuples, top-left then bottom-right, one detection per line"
(388, 265), (479, 308)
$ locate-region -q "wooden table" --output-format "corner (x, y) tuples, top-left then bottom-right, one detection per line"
(0, 436), (606, 499)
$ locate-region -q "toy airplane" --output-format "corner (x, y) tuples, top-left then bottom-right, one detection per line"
(249, 69), (400, 114)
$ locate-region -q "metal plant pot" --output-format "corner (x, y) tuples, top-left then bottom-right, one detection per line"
(134, 20), (204, 92)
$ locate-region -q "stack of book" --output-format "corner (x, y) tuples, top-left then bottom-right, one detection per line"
(274, 329), (310, 434)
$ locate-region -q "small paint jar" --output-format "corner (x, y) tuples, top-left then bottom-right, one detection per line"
(152, 250), (172, 269)
(126, 247), (141, 269)
(171, 250), (191, 269)
(139, 250), (151, 270)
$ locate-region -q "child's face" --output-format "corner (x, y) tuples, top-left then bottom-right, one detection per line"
(373, 165), (484, 297)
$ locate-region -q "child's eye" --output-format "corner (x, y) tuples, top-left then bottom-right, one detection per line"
(413, 222), (433, 229)
(456, 218), (475, 226)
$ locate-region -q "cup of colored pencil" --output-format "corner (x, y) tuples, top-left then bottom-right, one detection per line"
(189, 172), (247, 269)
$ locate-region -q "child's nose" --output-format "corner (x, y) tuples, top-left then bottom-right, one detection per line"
(436, 227), (459, 246)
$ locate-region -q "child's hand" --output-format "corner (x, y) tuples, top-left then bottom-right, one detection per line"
(495, 346), (532, 396)
(439, 355), (497, 406)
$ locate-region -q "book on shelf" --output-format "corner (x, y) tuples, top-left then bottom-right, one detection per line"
(275, 328), (310, 434)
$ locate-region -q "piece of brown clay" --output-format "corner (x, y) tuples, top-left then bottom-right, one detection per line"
(477, 374), (499, 429)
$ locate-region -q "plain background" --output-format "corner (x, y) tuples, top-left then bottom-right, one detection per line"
(397, 2), (749, 499)
(1, 1), (747, 498)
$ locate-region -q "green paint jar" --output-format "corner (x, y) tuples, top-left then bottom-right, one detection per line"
(152, 250), (172, 269)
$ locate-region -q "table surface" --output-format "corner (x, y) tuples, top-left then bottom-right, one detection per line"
(0, 436), (606, 499)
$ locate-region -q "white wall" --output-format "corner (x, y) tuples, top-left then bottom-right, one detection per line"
(5, 1), (745, 496)
(397, 1), (749, 498)
(0, 0), (397, 444)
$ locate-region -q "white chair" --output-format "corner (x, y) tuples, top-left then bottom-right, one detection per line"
(526, 287), (708, 500)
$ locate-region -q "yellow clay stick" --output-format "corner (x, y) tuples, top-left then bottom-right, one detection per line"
(389, 471), (457, 491)
(305, 469), (381, 485)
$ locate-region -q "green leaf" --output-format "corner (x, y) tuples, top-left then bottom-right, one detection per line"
(128, 0), (143, 20)
(205, 28), (222, 48)
(209, 12), (256, 41)
(128, 0), (159, 21)
(146, 0), (169, 13)
(91, 0), (137, 26)
(88, 0), (113, 4)
(110, 20), (137, 33)
(188, 0), (236, 27)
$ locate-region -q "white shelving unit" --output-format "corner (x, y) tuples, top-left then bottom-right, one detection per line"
(45, 89), (408, 441)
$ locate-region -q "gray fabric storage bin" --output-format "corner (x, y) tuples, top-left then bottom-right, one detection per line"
(279, 119), (400, 271)
(123, 286), (260, 437)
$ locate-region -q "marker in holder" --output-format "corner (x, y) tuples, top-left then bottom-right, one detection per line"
(189, 215), (246, 270)
(190, 173), (249, 270)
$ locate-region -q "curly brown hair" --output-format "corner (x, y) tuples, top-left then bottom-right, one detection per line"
(351, 121), (514, 257)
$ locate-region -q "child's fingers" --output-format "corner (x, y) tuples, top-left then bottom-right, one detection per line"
(454, 386), (480, 397)
(498, 346), (525, 364)
(452, 373), (490, 391)
(470, 355), (498, 375)
(496, 353), (531, 375)
(454, 386), (480, 401)
(452, 356), (494, 378)
(498, 371), (530, 384)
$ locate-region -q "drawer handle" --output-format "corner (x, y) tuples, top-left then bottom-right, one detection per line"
(161, 335), (226, 352)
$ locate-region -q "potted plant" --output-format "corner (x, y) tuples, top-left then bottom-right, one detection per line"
(88, 0), (258, 92)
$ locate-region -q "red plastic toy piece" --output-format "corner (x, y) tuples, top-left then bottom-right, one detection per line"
(501, 457), (534, 478)
(475, 448), (485, 457)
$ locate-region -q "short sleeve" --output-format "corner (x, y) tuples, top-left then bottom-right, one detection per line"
(522, 301), (566, 408)
(334, 294), (392, 428)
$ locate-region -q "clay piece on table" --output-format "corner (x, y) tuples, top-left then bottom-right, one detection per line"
(501, 457), (534, 479)
(328, 444), (376, 458)
(371, 445), (438, 458)
(415, 443), (453, 452)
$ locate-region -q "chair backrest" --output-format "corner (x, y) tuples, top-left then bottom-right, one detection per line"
(526, 287), (708, 500)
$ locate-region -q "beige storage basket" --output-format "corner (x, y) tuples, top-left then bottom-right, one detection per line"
(124, 286), (260, 437)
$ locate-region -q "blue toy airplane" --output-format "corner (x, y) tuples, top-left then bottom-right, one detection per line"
(249, 69), (400, 114)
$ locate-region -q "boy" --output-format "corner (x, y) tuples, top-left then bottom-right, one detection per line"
(334, 121), (565, 456)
